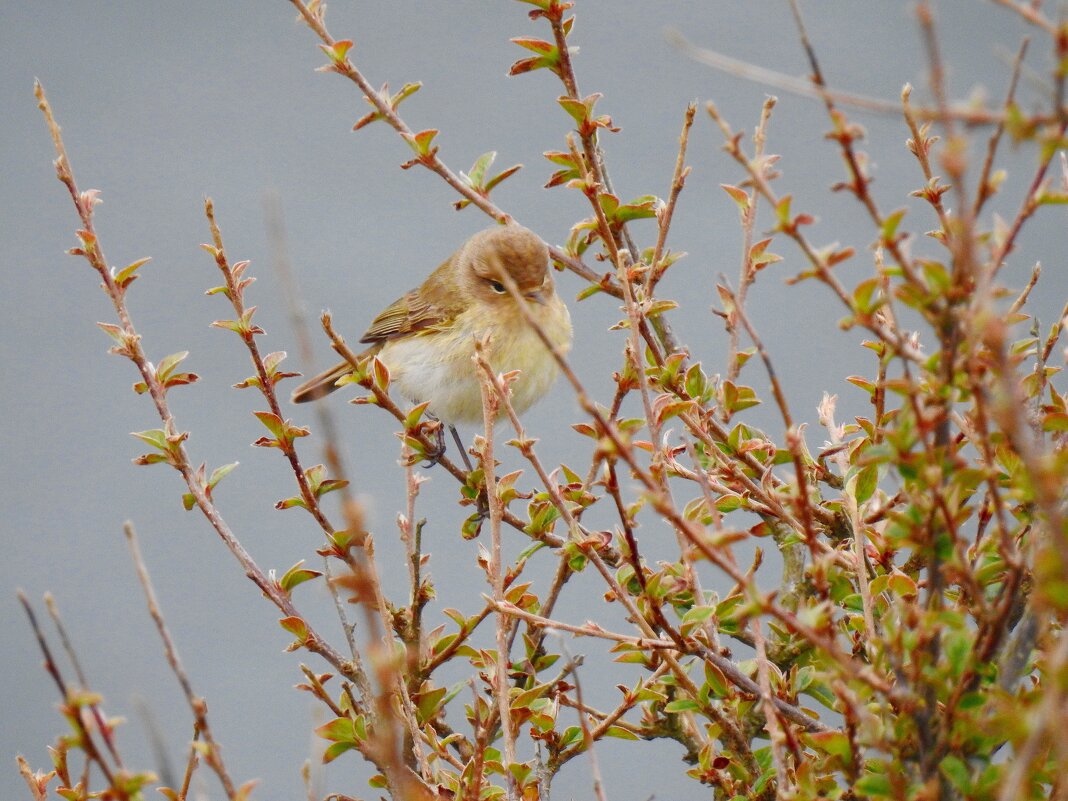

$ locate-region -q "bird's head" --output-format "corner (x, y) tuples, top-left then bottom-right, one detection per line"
(460, 225), (554, 306)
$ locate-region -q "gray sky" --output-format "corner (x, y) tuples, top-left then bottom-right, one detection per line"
(3, 2), (1061, 799)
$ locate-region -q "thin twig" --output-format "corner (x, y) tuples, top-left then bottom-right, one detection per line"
(287, 0), (619, 298)
(124, 521), (239, 800)
(989, 0), (1058, 34)
(561, 655), (608, 801)
(264, 193), (362, 665)
(668, 27), (1012, 125)
(648, 102), (695, 291)
(753, 622), (791, 796)
(474, 337), (518, 799)
(43, 594), (125, 769)
(18, 590), (118, 789)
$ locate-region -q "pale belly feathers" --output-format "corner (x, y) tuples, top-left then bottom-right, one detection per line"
(378, 298), (572, 424)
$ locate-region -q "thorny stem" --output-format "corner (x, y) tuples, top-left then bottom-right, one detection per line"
(719, 281), (822, 554)
(501, 240), (903, 705)
(754, 622), (791, 798)
(990, 0), (1058, 35)
(971, 38), (1029, 219)
(487, 602), (676, 649)
(561, 656), (608, 801)
(818, 400), (878, 656)
(707, 101), (924, 364)
(787, 0), (924, 290)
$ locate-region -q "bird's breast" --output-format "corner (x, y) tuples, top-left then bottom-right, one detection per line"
(378, 296), (572, 424)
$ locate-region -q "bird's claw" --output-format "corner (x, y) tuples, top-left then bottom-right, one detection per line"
(419, 421), (447, 468)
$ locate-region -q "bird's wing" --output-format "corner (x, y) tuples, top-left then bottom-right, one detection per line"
(359, 255), (463, 344)
(359, 290), (449, 343)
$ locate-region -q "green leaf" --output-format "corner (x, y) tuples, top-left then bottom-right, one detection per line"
(254, 411), (285, 438)
(484, 163), (522, 193)
(721, 183), (751, 213)
(322, 740), (357, 763)
(318, 39), (353, 65)
(131, 429), (169, 450)
(509, 39), (561, 76)
(404, 129), (439, 157)
(715, 494), (744, 513)
(112, 257), (151, 290)
(853, 464), (878, 504)
(604, 725), (639, 740)
(944, 628), (971, 677)
(664, 699), (700, 713)
(404, 401), (432, 429)
(155, 351), (188, 379)
(279, 616), (308, 640)
(749, 238), (782, 269)
(463, 151), (496, 188)
(940, 755), (970, 793)
(854, 772), (893, 796)
(279, 560), (324, 593)
(511, 37), (555, 55)
(853, 277), (882, 314)
(208, 462), (238, 490)
(558, 726), (583, 749)
(680, 605), (716, 637)
(806, 730), (852, 761)
(880, 207), (907, 241)
(702, 662), (730, 698)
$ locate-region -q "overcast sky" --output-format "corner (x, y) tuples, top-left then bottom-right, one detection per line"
(3, 2), (1062, 799)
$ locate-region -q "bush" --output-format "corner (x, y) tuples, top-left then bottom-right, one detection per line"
(18, 2), (1068, 800)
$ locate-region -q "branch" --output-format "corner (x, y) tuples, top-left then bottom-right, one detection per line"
(125, 521), (240, 799)
(287, 0), (619, 298)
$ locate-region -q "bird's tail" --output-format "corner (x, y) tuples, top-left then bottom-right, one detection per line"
(290, 359), (357, 404)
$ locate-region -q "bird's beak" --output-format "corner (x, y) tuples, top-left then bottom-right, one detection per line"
(524, 290), (548, 306)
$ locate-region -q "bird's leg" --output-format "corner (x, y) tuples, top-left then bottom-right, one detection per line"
(450, 425), (475, 474)
(450, 425), (488, 521)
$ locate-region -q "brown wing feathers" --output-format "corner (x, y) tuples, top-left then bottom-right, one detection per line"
(290, 256), (460, 403)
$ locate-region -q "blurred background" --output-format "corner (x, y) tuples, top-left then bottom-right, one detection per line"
(3, 2), (1063, 798)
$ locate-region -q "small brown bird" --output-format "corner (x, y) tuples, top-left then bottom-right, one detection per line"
(291, 225), (573, 426)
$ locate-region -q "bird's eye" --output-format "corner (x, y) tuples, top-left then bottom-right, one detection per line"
(488, 280), (507, 294)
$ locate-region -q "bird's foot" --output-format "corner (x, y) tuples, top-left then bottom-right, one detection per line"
(419, 421), (447, 468)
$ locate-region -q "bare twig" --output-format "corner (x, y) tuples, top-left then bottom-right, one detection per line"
(43, 594), (126, 770)
(648, 102), (695, 291)
(18, 590), (120, 789)
(561, 655), (608, 801)
(989, 0), (1058, 34)
(669, 27), (1011, 125)
(125, 521), (239, 799)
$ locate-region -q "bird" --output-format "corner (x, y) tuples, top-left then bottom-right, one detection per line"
(291, 224), (573, 451)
